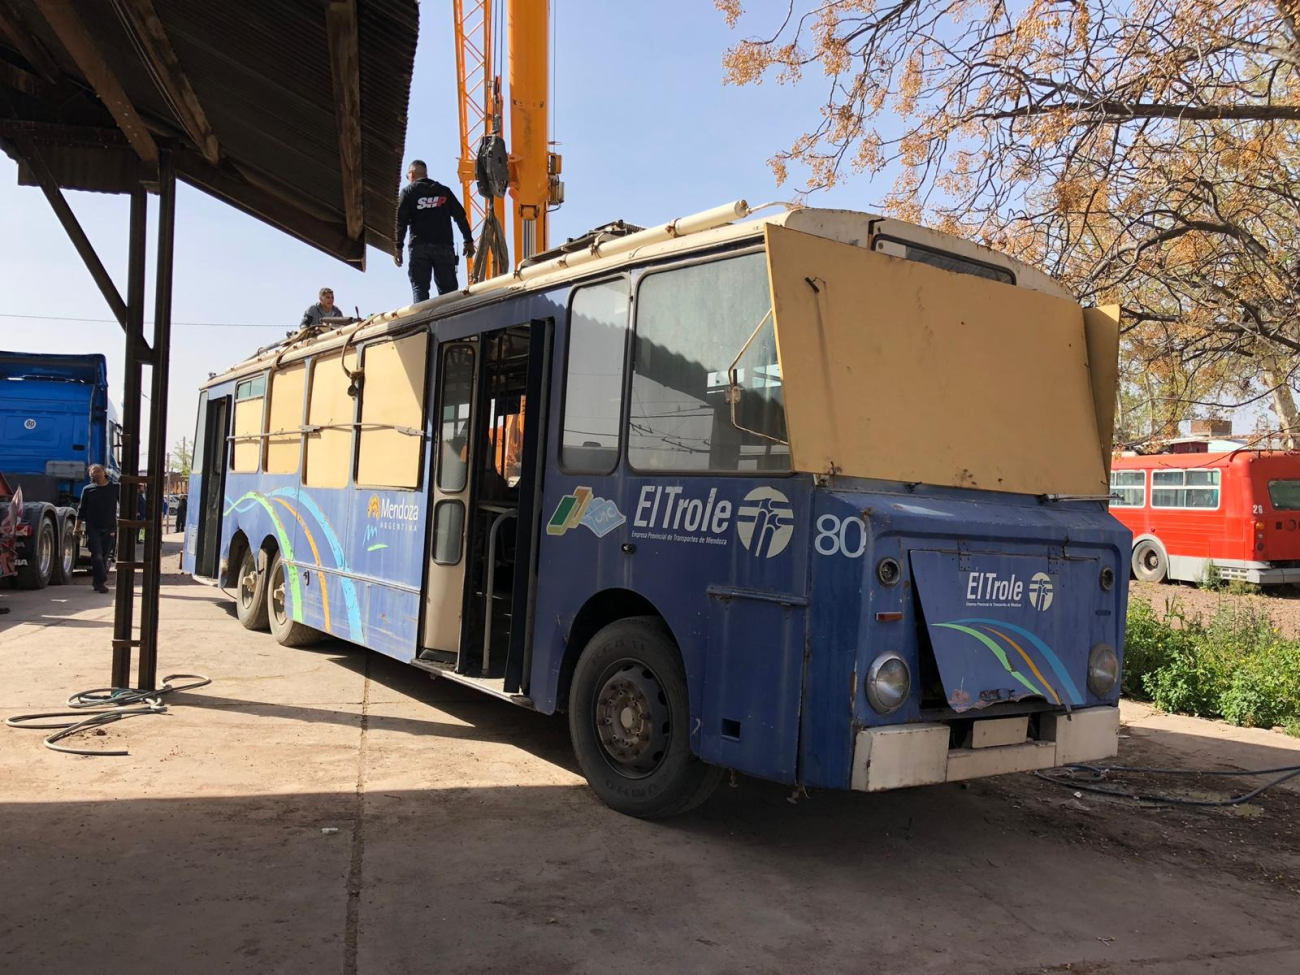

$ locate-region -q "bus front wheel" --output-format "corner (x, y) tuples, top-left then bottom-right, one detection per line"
(568, 617), (723, 818)
(235, 546), (269, 630)
(1132, 540), (1167, 583)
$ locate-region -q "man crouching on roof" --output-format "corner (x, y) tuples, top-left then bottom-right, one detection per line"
(301, 287), (341, 329)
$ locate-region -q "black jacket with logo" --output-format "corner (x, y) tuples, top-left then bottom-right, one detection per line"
(396, 178), (473, 251)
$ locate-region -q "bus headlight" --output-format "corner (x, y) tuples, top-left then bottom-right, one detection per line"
(866, 652), (911, 714)
(1087, 643), (1119, 697)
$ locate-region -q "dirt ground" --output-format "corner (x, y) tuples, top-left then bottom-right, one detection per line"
(1131, 577), (1300, 637)
(1, 542), (1298, 975)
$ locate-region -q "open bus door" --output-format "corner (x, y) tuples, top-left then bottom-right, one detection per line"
(194, 392), (229, 579)
(420, 320), (551, 694)
(423, 340), (478, 654)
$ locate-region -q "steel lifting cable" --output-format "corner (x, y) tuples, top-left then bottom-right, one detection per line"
(471, 203), (509, 285)
(1034, 761), (1300, 808)
(6, 674), (211, 756)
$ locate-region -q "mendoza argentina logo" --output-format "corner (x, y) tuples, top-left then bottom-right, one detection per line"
(366, 493), (420, 535)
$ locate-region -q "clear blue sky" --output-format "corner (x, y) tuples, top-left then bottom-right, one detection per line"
(3, 1), (870, 463)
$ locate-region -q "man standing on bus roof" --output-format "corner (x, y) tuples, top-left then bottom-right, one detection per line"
(301, 287), (342, 329)
(74, 463), (118, 594)
(394, 159), (475, 302)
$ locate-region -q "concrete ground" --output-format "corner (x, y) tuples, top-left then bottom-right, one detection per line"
(2, 539), (1299, 975)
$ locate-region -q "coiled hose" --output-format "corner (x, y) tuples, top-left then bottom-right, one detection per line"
(6, 674), (211, 756)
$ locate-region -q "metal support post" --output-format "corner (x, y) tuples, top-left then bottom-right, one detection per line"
(137, 147), (175, 692)
(110, 185), (148, 689)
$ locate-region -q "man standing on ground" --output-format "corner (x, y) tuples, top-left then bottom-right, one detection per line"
(394, 160), (475, 301)
(75, 464), (118, 594)
(301, 287), (342, 328)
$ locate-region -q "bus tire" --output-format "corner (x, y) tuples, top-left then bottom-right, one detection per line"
(1132, 539), (1167, 583)
(568, 617), (723, 818)
(16, 516), (56, 590)
(52, 518), (77, 585)
(235, 545), (270, 631)
(267, 551), (319, 647)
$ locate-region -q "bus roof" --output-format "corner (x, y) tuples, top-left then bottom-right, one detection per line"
(1113, 449), (1300, 469)
(204, 203), (1073, 390)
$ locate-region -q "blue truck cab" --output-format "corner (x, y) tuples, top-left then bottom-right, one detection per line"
(0, 351), (120, 587)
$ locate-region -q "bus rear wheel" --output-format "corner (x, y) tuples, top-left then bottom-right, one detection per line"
(235, 546), (269, 630)
(267, 551), (319, 647)
(568, 617), (722, 818)
(1132, 539), (1167, 583)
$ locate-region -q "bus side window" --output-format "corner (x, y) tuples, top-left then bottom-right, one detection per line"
(305, 352), (355, 488)
(1151, 468), (1220, 509)
(357, 332), (429, 488)
(628, 253), (790, 473)
(437, 346), (475, 492)
(561, 278), (629, 472)
(1109, 470), (1145, 507)
(265, 363), (307, 474)
(232, 375), (266, 472)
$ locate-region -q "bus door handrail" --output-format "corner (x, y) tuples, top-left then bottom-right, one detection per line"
(482, 508), (518, 676)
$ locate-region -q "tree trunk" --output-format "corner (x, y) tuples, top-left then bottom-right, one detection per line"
(1265, 366), (1300, 449)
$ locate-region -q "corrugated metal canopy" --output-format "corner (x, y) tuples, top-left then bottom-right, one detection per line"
(0, 0), (418, 267)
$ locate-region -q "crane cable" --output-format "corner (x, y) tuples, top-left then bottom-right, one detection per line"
(471, 201), (509, 285)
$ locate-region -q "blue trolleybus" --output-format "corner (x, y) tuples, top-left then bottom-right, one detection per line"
(184, 203), (1130, 817)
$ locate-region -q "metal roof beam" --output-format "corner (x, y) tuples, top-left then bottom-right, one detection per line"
(0, 0), (60, 82)
(326, 0), (364, 241)
(111, 0), (219, 165)
(30, 0), (158, 166)
(13, 137), (152, 358)
(0, 56), (47, 96)
(175, 148), (365, 267)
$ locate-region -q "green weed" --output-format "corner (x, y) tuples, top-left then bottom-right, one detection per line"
(1124, 598), (1300, 732)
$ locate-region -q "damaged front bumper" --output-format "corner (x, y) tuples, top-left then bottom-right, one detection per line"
(849, 706), (1119, 792)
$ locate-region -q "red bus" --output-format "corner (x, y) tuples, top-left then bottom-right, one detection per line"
(1109, 450), (1300, 586)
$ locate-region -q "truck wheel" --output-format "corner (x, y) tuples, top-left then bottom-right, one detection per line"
(17, 517), (56, 590)
(52, 519), (77, 585)
(1132, 539), (1167, 583)
(235, 546), (269, 631)
(267, 551), (320, 647)
(568, 617), (723, 818)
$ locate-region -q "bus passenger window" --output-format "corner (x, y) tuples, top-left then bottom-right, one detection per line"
(232, 375), (266, 472)
(437, 345), (475, 492)
(305, 352), (355, 488)
(357, 332), (429, 488)
(1151, 469), (1220, 509)
(561, 279), (629, 472)
(628, 252), (790, 473)
(1109, 470), (1145, 507)
(265, 363), (306, 474)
